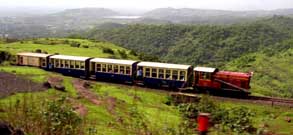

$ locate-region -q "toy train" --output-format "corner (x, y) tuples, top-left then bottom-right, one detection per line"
(16, 52), (253, 96)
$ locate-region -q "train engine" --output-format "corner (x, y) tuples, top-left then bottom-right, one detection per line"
(193, 67), (252, 95)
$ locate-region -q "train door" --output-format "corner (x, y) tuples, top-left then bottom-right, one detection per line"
(90, 62), (96, 74)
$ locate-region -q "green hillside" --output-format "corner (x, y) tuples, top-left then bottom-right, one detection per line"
(87, 16), (293, 67)
(87, 16), (293, 98)
(1, 38), (293, 134)
(0, 38), (182, 134)
(224, 47), (293, 98)
(0, 38), (138, 60)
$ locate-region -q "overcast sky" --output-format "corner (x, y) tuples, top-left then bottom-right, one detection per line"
(1, 0), (293, 11)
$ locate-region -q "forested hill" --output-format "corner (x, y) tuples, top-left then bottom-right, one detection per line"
(87, 16), (293, 67)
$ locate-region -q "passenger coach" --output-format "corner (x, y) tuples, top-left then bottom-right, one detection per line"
(136, 62), (193, 89)
(49, 55), (92, 78)
(90, 58), (139, 83)
(16, 52), (52, 69)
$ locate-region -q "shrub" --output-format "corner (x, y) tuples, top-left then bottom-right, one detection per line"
(118, 50), (128, 58)
(129, 50), (138, 56)
(70, 42), (80, 48)
(221, 107), (255, 133)
(82, 45), (89, 48)
(102, 47), (114, 54)
(0, 51), (12, 64)
(1, 95), (83, 135)
(177, 96), (255, 134)
(35, 49), (42, 53)
(41, 96), (82, 134)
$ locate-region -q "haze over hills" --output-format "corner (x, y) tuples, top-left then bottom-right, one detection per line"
(1, 7), (293, 38)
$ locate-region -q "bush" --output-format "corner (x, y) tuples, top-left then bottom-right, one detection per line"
(177, 96), (255, 134)
(82, 45), (89, 48)
(221, 107), (255, 133)
(35, 49), (42, 53)
(0, 51), (12, 64)
(1, 95), (83, 135)
(138, 53), (160, 62)
(129, 50), (138, 56)
(41, 96), (82, 134)
(70, 42), (80, 48)
(102, 47), (114, 54)
(118, 50), (128, 58)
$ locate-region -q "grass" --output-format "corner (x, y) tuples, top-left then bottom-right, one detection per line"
(1, 65), (293, 134)
(90, 83), (183, 134)
(218, 100), (293, 135)
(1, 38), (293, 134)
(224, 48), (293, 98)
(0, 66), (183, 134)
(0, 38), (138, 60)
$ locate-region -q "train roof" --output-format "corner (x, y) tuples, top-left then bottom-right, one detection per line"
(137, 62), (191, 70)
(17, 52), (51, 58)
(194, 67), (218, 73)
(90, 58), (138, 65)
(216, 71), (252, 78)
(50, 55), (90, 61)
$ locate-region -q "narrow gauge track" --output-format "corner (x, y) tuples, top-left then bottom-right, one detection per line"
(85, 79), (293, 107)
(172, 92), (293, 107)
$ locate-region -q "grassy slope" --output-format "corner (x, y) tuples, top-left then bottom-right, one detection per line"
(224, 48), (293, 98)
(0, 38), (137, 59)
(217, 101), (293, 135)
(1, 38), (293, 134)
(0, 38), (181, 134)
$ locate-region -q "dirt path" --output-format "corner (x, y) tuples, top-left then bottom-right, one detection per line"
(72, 79), (118, 114)
(72, 79), (103, 105)
(0, 72), (47, 98)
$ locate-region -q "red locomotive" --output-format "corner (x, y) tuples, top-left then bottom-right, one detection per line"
(194, 67), (252, 95)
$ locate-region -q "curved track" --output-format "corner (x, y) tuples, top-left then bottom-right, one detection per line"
(171, 92), (293, 107)
(85, 79), (293, 107)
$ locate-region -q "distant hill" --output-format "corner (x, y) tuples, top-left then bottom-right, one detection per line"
(87, 16), (293, 66)
(0, 8), (122, 38)
(142, 8), (293, 24)
(50, 8), (119, 19)
(2, 7), (293, 38)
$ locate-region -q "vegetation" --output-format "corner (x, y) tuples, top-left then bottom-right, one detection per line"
(177, 96), (255, 134)
(87, 16), (293, 66)
(87, 16), (293, 98)
(0, 38), (138, 60)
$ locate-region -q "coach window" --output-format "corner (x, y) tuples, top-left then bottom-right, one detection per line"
(102, 64), (107, 72)
(60, 60), (64, 68)
(172, 70), (178, 80)
(107, 64), (113, 73)
(120, 66), (125, 74)
(151, 68), (157, 78)
(54, 59), (59, 67)
(70, 61), (74, 68)
(65, 60), (69, 68)
(41, 58), (46, 67)
(145, 68), (150, 77)
(126, 66), (131, 75)
(114, 65), (119, 73)
(200, 72), (211, 80)
(80, 62), (85, 69)
(166, 70), (171, 79)
(19, 56), (23, 64)
(159, 69), (164, 79)
(180, 71), (186, 81)
(96, 63), (101, 72)
(75, 61), (80, 69)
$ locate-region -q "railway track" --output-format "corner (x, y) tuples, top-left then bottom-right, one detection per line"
(171, 92), (293, 107)
(84, 79), (293, 107)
